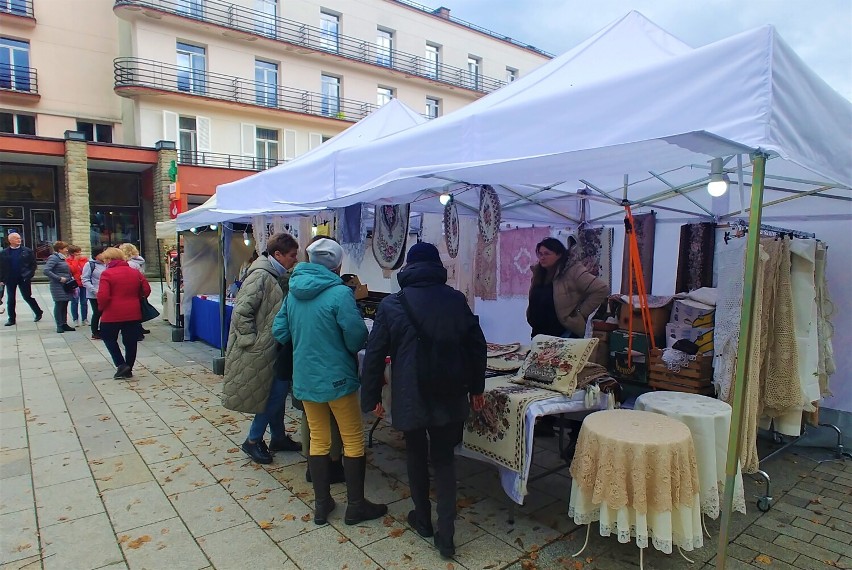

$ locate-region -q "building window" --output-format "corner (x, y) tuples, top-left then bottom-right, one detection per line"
(255, 0), (276, 36)
(0, 37), (31, 92)
(376, 28), (393, 67)
(321, 74), (340, 117)
(319, 11), (339, 53)
(0, 112), (35, 135)
(176, 0), (203, 18)
(176, 42), (206, 94)
(76, 121), (113, 143)
(1, 0), (30, 16)
(178, 116), (197, 163)
(377, 86), (393, 107)
(425, 97), (440, 119)
(255, 59), (278, 107)
(255, 127), (279, 169)
(425, 43), (439, 79)
(467, 56), (481, 90)
(506, 67), (518, 83)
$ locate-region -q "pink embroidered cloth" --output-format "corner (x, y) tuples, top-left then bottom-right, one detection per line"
(499, 227), (550, 297)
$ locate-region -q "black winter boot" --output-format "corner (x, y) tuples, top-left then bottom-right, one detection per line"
(307, 455), (336, 525)
(342, 455), (387, 525)
(406, 448), (433, 537)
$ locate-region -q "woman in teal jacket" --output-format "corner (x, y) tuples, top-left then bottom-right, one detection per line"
(272, 238), (386, 527)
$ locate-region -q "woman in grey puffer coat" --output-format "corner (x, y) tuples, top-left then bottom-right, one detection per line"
(42, 241), (75, 333)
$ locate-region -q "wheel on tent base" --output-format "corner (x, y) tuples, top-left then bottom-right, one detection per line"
(756, 496), (772, 512)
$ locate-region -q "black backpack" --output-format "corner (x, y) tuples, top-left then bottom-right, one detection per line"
(397, 291), (471, 400)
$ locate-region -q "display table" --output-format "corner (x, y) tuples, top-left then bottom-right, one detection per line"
(459, 378), (606, 505)
(569, 409), (703, 557)
(189, 296), (233, 349)
(635, 391), (747, 519)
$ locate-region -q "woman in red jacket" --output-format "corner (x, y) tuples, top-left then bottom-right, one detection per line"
(65, 244), (89, 326)
(97, 247), (152, 379)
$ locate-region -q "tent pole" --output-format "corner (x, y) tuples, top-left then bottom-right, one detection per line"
(716, 151), (768, 570)
(212, 224), (226, 375)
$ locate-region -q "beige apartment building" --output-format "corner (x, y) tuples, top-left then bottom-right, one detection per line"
(0, 0), (550, 263)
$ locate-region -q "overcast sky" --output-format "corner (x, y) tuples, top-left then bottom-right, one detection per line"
(443, 0), (852, 101)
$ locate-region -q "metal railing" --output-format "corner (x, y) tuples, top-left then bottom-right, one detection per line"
(113, 0), (509, 93)
(114, 57), (378, 122)
(177, 150), (283, 170)
(390, 0), (553, 57)
(0, 0), (34, 18)
(0, 63), (38, 94)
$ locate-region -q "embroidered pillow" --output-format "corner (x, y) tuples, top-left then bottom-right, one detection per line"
(510, 334), (599, 395)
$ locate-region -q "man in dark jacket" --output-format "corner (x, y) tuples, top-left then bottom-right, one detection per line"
(361, 242), (486, 559)
(0, 232), (43, 326)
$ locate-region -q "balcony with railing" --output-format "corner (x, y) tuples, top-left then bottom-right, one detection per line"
(0, 0), (35, 24)
(0, 63), (39, 101)
(113, 0), (508, 94)
(114, 57), (378, 122)
(177, 150), (283, 170)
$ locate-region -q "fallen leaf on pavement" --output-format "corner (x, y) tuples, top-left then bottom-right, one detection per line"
(282, 514), (296, 521)
(227, 448), (239, 453)
(136, 438), (157, 445)
(754, 554), (772, 565)
(127, 535), (152, 549)
(118, 535), (130, 543)
(259, 520), (273, 529)
(809, 496), (822, 505)
(383, 516), (394, 527)
(389, 528), (405, 538)
(337, 535), (350, 543)
(301, 514), (311, 522)
(515, 537), (525, 549)
(14, 543), (32, 552)
(213, 506), (224, 512)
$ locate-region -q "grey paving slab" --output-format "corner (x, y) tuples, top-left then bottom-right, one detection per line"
(132, 432), (191, 465)
(0, 427), (26, 451)
(197, 522), (294, 570)
(235, 487), (315, 543)
(101, 480), (178, 534)
(281, 524), (378, 570)
(35, 476), (104, 527)
(31, 450), (92, 489)
(117, 517), (209, 570)
(150, 456), (218, 496)
(88, 452), (153, 492)
(27, 428), (81, 459)
(169, 483), (252, 537)
(0, 448), (31, 480)
(0, 507), (38, 565)
(24, 411), (75, 435)
(40, 513), (124, 570)
(80, 429), (136, 462)
(0, 411), (25, 431)
(0, 474), (34, 515)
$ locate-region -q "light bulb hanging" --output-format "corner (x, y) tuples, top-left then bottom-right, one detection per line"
(209, 224), (218, 230)
(243, 231), (251, 246)
(707, 157), (729, 197)
(439, 193), (453, 206)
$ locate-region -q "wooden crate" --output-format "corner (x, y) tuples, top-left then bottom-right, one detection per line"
(647, 349), (714, 395)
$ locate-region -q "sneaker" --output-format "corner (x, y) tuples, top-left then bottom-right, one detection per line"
(241, 440), (272, 464)
(4, 320), (15, 326)
(269, 435), (302, 452)
(34, 311), (43, 322)
(61, 324), (75, 332)
(91, 333), (101, 340)
(113, 364), (132, 379)
(141, 327), (151, 334)
(82, 319), (89, 326)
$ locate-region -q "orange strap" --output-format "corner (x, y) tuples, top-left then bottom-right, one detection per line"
(624, 205), (657, 365)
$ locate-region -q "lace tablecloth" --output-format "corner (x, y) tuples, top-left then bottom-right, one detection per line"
(568, 410), (703, 553)
(635, 391), (747, 519)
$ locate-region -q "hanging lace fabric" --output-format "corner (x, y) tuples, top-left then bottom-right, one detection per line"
(815, 243), (836, 396)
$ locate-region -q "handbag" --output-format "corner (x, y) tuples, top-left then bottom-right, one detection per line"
(62, 279), (79, 293)
(140, 297), (160, 322)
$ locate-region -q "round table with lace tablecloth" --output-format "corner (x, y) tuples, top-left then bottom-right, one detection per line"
(635, 391), (747, 520)
(568, 410), (703, 565)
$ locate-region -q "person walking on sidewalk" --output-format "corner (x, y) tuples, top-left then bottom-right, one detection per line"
(273, 238), (387, 527)
(81, 247), (106, 340)
(361, 242), (487, 559)
(65, 244), (89, 326)
(0, 231), (43, 326)
(119, 243), (150, 336)
(97, 247), (151, 378)
(43, 241), (76, 333)
(221, 233), (302, 465)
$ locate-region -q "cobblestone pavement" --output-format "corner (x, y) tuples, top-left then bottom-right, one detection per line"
(1, 284), (850, 569)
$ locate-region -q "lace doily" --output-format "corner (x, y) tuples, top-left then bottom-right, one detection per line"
(443, 201), (460, 258)
(567, 507), (705, 554)
(371, 204), (409, 269)
(661, 348), (696, 373)
(477, 184), (501, 243)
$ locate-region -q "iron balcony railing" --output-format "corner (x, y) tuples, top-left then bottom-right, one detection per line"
(177, 150), (283, 171)
(390, 0), (553, 57)
(0, 63), (38, 94)
(0, 0), (34, 18)
(114, 57), (378, 122)
(113, 0), (508, 93)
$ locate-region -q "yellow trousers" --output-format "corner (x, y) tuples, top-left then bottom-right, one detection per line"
(302, 391), (365, 457)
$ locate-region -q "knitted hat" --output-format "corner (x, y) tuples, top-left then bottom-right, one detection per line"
(406, 242), (440, 264)
(307, 238), (344, 270)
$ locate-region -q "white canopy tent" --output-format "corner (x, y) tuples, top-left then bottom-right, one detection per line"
(213, 98), (427, 216)
(230, 12), (851, 567)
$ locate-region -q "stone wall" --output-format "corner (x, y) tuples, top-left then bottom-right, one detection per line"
(63, 139), (92, 256)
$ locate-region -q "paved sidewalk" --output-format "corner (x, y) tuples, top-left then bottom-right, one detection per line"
(1, 284), (850, 570)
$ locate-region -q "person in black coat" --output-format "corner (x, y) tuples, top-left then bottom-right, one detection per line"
(361, 242), (486, 559)
(0, 232), (43, 326)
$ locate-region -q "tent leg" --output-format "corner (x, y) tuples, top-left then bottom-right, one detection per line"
(212, 224), (226, 375)
(716, 152), (767, 569)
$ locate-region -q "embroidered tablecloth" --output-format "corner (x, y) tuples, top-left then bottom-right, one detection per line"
(635, 391), (747, 519)
(569, 409), (702, 553)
